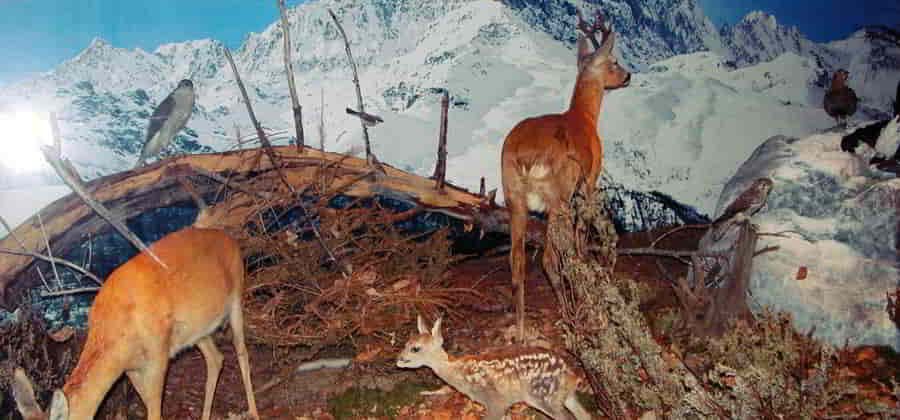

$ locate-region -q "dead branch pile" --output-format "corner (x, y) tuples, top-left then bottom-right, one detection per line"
(235, 181), (473, 348)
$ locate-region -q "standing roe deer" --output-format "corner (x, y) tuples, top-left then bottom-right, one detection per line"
(501, 11), (631, 340)
(11, 226), (259, 420)
(397, 316), (591, 420)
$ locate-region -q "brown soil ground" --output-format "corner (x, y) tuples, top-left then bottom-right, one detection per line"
(8, 227), (899, 419)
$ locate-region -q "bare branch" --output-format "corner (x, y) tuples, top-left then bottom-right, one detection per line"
(0, 215), (28, 251)
(0, 248), (103, 285)
(432, 90), (449, 191)
(37, 212), (62, 289)
(319, 87), (326, 151)
(3, 214), (53, 291)
(753, 245), (780, 257)
(328, 8), (381, 169)
(41, 286), (101, 298)
(223, 47), (293, 191)
(278, 0), (305, 151)
(42, 114), (169, 270)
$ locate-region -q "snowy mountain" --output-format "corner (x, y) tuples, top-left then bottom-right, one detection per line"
(0, 0), (897, 219)
(719, 11), (898, 117)
(501, 0), (725, 69)
(719, 11), (828, 68)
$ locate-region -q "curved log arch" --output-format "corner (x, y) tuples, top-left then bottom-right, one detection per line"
(0, 146), (509, 309)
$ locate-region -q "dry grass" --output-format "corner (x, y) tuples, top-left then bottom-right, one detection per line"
(236, 186), (475, 349)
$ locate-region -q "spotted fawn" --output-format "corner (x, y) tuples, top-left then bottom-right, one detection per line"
(397, 316), (591, 420)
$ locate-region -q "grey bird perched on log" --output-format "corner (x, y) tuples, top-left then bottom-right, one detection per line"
(712, 177), (774, 226)
(823, 69), (858, 128)
(345, 107), (384, 127)
(135, 79), (195, 168)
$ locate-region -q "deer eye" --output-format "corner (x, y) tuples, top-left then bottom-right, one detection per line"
(411, 346), (421, 353)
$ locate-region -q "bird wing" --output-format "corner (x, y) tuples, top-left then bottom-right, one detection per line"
(145, 94), (176, 142)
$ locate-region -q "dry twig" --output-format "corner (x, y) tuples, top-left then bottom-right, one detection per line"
(277, 0), (305, 151)
(42, 113), (168, 269)
(327, 8), (380, 168)
(432, 90), (449, 191)
(223, 47), (292, 191)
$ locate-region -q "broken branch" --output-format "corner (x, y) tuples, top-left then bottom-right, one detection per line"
(328, 8), (379, 168)
(277, 0), (305, 151)
(223, 47), (293, 191)
(432, 90), (449, 191)
(42, 114), (168, 270)
(0, 249), (102, 286)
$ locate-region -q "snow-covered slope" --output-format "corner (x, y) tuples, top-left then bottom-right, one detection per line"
(0, 0), (897, 219)
(717, 132), (899, 350)
(502, 0), (725, 70)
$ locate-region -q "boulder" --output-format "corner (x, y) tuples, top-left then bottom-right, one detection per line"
(717, 131), (898, 350)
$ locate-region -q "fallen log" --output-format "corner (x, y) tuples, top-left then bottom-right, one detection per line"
(0, 146), (525, 309)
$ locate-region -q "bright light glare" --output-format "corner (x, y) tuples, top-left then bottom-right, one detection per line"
(0, 110), (54, 173)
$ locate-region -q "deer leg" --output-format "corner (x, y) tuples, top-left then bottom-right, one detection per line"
(125, 357), (168, 420)
(507, 198), (529, 342)
(196, 337), (224, 420)
(230, 297), (260, 419)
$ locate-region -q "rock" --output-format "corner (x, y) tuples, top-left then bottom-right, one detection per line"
(716, 131), (898, 350)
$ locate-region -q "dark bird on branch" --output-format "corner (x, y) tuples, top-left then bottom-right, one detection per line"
(136, 79), (195, 168)
(712, 178), (774, 226)
(345, 107), (384, 127)
(823, 69), (858, 128)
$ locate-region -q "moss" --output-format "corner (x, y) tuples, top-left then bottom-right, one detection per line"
(327, 381), (431, 419)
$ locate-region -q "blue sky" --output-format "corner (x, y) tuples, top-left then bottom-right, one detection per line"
(0, 0), (894, 86)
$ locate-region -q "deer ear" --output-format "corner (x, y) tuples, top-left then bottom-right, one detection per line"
(417, 315), (428, 334)
(576, 35), (592, 64)
(431, 317), (443, 339)
(598, 31), (616, 57)
(431, 317), (444, 345)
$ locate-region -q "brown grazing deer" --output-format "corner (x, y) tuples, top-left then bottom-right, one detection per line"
(11, 223), (259, 420)
(500, 10), (631, 340)
(397, 316), (591, 420)
(824, 69), (858, 127)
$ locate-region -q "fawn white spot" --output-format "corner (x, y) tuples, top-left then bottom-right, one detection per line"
(526, 193), (546, 212)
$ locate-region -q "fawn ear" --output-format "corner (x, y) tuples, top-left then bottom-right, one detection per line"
(431, 317), (443, 341)
(12, 368), (45, 420)
(576, 35), (592, 65)
(598, 31), (615, 57)
(48, 390), (69, 420)
(417, 315), (428, 334)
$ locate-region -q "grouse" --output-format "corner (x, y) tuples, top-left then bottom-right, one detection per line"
(823, 69), (858, 127)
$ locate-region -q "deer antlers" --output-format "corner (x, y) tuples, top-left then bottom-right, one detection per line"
(576, 8), (611, 49)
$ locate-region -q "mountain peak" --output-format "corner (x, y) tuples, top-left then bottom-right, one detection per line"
(87, 37), (111, 49)
(741, 10), (777, 27)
